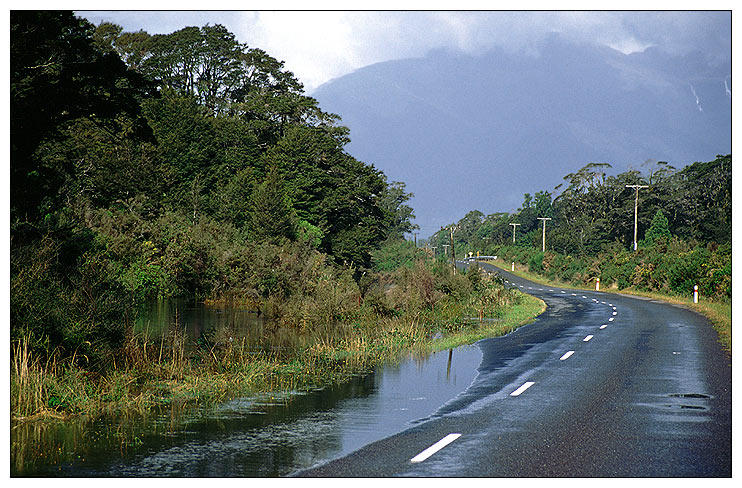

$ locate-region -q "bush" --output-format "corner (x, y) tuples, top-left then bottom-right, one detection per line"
(11, 234), (134, 367)
(371, 238), (425, 272)
(496, 237), (730, 300)
(667, 247), (710, 297)
(528, 252), (544, 274)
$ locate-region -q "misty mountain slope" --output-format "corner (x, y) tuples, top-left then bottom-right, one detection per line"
(312, 35), (731, 235)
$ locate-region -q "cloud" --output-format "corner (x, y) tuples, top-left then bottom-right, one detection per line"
(77, 10), (730, 92)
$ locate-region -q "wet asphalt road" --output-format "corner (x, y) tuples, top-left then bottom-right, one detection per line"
(296, 263), (731, 477)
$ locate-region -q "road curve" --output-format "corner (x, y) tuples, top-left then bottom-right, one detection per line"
(295, 263), (731, 477)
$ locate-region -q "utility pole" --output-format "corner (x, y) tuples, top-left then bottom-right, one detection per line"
(626, 184), (649, 251)
(449, 225), (457, 273)
(413, 232), (418, 247)
(537, 217), (552, 252)
(509, 223), (521, 244)
(442, 244), (449, 257)
(431, 246), (437, 259)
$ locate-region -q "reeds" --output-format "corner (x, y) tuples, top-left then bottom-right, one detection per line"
(11, 264), (546, 422)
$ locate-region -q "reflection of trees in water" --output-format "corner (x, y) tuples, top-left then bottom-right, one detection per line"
(12, 371), (378, 476)
(135, 299), (267, 354)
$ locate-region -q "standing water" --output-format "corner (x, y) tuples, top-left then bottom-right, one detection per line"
(11, 301), (483, 477)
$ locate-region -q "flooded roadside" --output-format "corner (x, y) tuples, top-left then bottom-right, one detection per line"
(12, 341), (483, 477)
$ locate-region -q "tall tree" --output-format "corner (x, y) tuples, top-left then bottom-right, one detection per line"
(247, 164), (297, 242)
(11, 11), (153, 233)
(379, 179), (419, 240)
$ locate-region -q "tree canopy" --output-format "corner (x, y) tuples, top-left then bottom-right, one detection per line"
(10, 12), (418, 360)
(11, 12), (416, 268)
(426, 155), (731, 257)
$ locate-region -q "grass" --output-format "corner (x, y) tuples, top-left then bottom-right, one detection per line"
(484, 258), (731, 354)
(11, 285), (546, 423)
(432, 292), (546, 351)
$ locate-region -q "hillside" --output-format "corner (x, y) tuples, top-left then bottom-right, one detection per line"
(313, 34), (731, 234)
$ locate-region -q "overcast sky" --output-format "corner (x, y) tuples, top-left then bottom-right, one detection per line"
(77, 7), (731, 93)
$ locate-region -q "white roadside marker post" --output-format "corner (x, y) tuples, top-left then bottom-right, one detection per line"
(694, 284), (699, 303)
(596, 278), (600, 291)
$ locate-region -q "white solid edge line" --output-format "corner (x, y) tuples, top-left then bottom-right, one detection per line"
(560, 350), (575, 360)
(510, 381), (535, 396)
(583, 335), (593, 341)
(410, 433), (462, 463)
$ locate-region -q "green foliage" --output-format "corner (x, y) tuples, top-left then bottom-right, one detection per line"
(643, 209), (671, 245)
(495, 239), (730, 300)
(297, 220), (324, 248)
(12, 12), (420, 373)
(371, 239), (425, 272)
(11, 11), (154, 233)
(429, 154), (730, 301)
(247, 165), (298, 242)
(11, 233), (133, 367)
(528, 252), (545, 274)
(379, 180), (419, 239)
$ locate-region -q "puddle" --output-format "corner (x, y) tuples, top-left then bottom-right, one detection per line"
(12, 345), (483, 477)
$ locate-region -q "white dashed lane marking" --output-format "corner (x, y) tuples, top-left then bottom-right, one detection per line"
(560, 351), (575, 361)
(410, 433), (462, 463)
(583, 335), (593, 342)
(510, 381), (535, 396)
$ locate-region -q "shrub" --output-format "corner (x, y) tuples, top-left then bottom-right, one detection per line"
(528, 252), (545, 274)
(667, 247), (710, 296)
(371, 238), (425, 272)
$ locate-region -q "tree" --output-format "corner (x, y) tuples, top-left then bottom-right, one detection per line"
(11, 11), (153, 233)
(379, 179), (418, 239)
(643, 210), (671, 245)
(247, 165), (297, 242)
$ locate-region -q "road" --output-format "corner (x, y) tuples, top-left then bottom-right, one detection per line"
(296, 262), (732, 477)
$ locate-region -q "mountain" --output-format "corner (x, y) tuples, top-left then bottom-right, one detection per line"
(312, 34), (731, 237)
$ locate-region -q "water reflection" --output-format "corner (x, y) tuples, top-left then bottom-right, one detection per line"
(12, 344), (483, 477)
(135, 299), (265, 350)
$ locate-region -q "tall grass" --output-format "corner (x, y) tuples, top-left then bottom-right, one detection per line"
(11, 260), (545, 422)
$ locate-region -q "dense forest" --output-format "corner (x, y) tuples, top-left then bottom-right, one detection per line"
(10, 12), (419, 366)
(426, 156), (732, 300)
